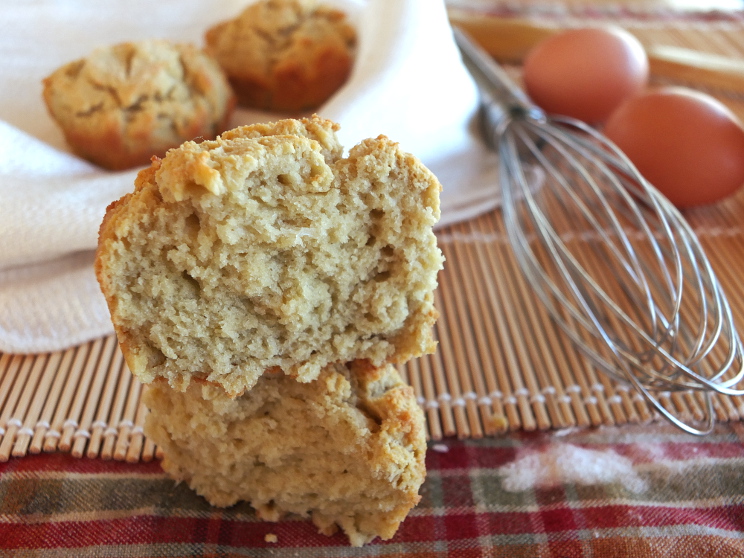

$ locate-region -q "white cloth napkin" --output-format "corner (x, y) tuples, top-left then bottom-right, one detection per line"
(0, 0), (500, 354)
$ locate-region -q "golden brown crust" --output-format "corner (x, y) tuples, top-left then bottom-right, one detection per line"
(204, 0), (356, 112)
(219, 114), (342, 162)
(43, 40), (236, 170)
(143, 361), (427, 546)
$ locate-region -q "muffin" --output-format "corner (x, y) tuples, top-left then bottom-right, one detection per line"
(144, 360), (427, 546)
(205, 0), (356, 112)
(43, 39), (236, 170)
(95, 116), (444, 395)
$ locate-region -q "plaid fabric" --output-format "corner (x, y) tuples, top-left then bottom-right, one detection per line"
(1, 422), (743, 557)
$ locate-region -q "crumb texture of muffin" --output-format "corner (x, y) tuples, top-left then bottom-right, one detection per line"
(205, 0), (356, 112)
(95, 116), (443, 395)
(43, 39), (236, 170)
(143, 360), (427, 546)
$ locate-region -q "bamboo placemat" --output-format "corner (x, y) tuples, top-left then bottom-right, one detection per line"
(3, 17), (744, 462)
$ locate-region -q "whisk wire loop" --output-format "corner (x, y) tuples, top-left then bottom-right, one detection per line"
(506, 121), (671, 366)
(541, 122), (687, 351)
(519, 121), (666, 333)
(454, 27), (744, 435)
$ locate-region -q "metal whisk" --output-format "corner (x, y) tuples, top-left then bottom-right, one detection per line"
(454, 28), (744, 435)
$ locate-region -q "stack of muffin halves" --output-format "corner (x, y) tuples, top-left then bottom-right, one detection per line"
(95, 115), (444, 546)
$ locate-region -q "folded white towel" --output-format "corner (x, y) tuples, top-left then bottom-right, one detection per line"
(0, 0), (499, 353)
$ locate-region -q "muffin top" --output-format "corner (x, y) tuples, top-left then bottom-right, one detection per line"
(95, 116), (443, 395)
(43, 39), (235, 170)
(205, 0), (356, 111)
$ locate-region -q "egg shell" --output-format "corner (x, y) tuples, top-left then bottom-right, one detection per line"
(604, 86), (744, 208)
(522, 27), (649, 124)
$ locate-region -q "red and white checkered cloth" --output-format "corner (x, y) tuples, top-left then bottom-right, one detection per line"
(2, 422), (743, 557)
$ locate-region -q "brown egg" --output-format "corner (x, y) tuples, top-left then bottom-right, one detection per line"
(523, 27), (649, 124)
(604, 87), (744, 208)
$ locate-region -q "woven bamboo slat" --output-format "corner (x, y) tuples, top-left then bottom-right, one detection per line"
(2, 20), (744, 460)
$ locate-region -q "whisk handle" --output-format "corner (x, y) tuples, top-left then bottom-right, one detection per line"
(453, 26), (543, 127)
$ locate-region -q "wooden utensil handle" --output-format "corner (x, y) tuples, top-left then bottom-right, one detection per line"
(448, 9), (744, 94)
